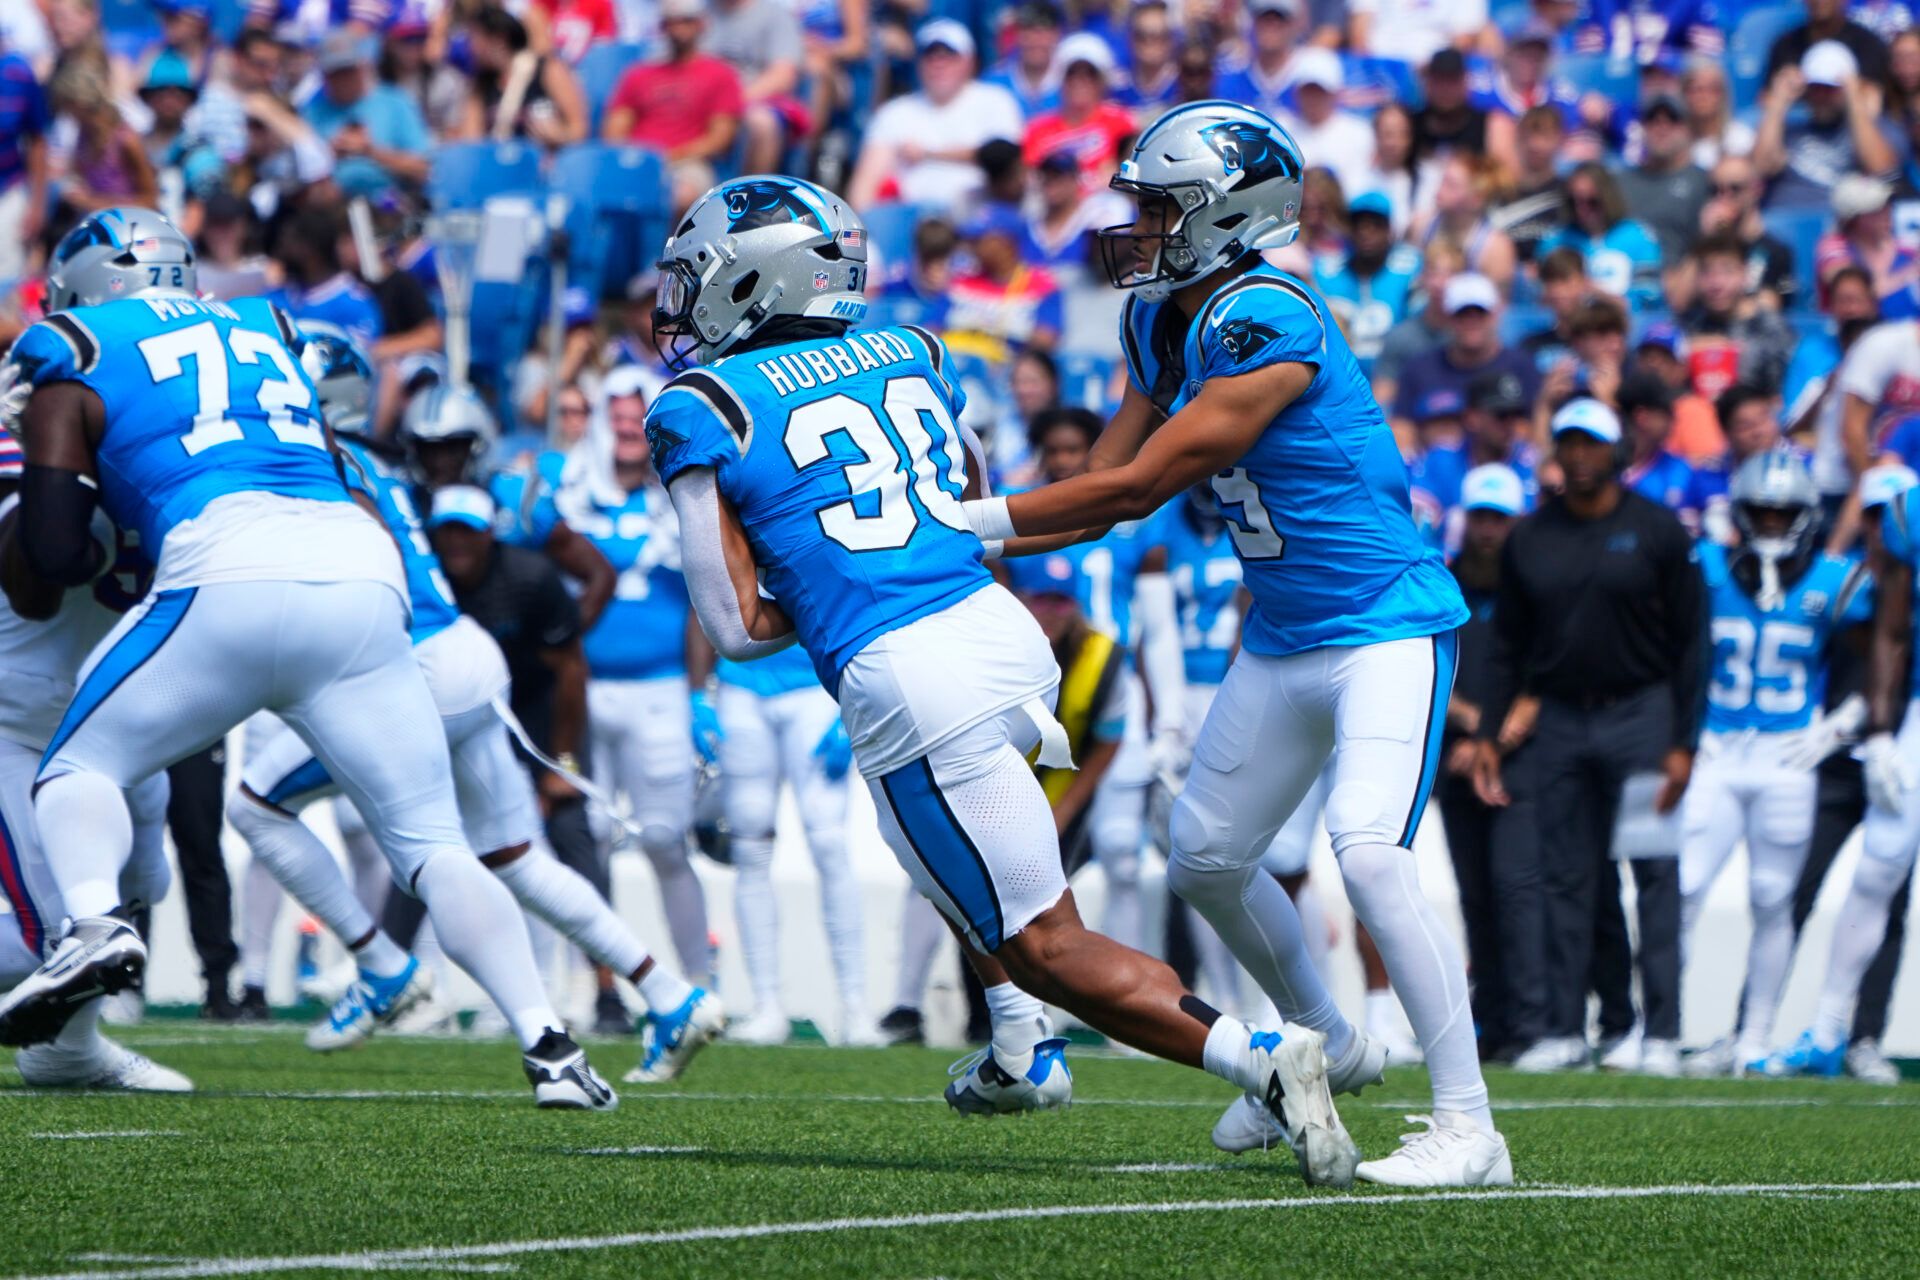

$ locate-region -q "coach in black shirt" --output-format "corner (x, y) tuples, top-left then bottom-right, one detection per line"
(1471, 398), (1707, 1073)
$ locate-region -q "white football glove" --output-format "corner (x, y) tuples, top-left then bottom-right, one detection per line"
(0, 361), (29, 431)
(1858, 732), (1911, 815)
(1779, 695), (1868, 773)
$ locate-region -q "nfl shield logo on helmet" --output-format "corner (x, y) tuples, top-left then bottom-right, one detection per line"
(813, 270), (831, 291)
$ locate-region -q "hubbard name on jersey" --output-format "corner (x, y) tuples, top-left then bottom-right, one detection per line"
(1698, 541), (1871, 736)
(1118, 263), (1467, 655)
(645, 324), (989, 694)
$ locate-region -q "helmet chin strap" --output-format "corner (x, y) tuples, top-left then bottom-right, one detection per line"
(1749, 537), (1794, 610)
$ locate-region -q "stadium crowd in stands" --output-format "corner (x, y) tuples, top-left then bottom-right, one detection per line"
(3, 0), (1919, 1075)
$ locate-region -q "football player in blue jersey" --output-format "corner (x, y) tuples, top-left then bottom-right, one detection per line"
(1679, 451), (1872, 1077)
(646, 175), (1358, 1187)
(961, 104), (1510, 1185)
(0, 208), (611, 1107)
(1022, 406), (1188, 954)
(224, 327), (721, 1084)
(554, 366), (714, 989)
(1777, 467), (1920, 1077)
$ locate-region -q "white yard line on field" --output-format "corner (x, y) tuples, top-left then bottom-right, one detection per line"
(570, 1146), (705, 1156)
(29, 1131), (183, 1141)
(10, 1181), (1920, 1280)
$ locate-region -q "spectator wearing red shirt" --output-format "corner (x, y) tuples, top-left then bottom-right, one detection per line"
(602, 0), (742, 210)
(1020, 33), (1134, 189)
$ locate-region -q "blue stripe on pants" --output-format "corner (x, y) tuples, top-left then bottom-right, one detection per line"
(1396, 628), (1459, 849)
(880, 758), (1005, 952)
(40, 588), (198, 774)
(265, 756), (335, 811)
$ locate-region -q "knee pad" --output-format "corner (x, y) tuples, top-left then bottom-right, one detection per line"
(1169, 789), (1243, 872)
(1332, 839), (1401, 901)
(1749, 864), (1798, 918)
(804, 826), (849, 874)
(1854, 850), (1911, 906)
(1165, 854), (1249, 909)
(1325, 779), (1397, 852)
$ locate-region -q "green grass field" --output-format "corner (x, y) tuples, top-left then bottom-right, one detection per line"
(4, 1023), (1920, 1279)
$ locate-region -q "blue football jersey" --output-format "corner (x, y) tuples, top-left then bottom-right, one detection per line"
(336, 438), (459, 643)
(1626, 450), (1694, 514)
(1699, 541), (1871, 735)
(1119, 265), (1468, 656)
(554, 479), (690, 681)
(645, 325), (992, 693)
(1877, 488), (1920, 685)
(717, 646), (822, 696)
(490, 452), (565, 549)
(1050, 517), (1158, 646)
(1312, 246), (1421, 375)
(1160, 501), (1244, 687)
(13, 296), (345, 556)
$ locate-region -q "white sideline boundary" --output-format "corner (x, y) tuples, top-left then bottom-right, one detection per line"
(14, 1181), (1920, 1280)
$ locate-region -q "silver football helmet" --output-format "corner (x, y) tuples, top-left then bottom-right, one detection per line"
(1098, 102), (1305, 302)
(46, 207), (197, 313)
(297, 321), (375, 438)
(1731, 448), (1819, 608)
(400, 383), (500, 484)
(653, 175), (869, 369)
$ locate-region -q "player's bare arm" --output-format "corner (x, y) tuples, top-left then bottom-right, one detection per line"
(972, 361), (1314, 540)
(17, 381), (108, 589)
(545, 520), (616, 630)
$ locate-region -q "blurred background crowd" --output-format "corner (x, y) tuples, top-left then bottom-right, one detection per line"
(5, 0), (1920, 1069)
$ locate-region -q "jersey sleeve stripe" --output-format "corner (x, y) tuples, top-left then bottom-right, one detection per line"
(664, 371), (754, 448)
(901, 325), (944, 375)
(269, 303), (304, 353)
(44, 313), (101, 373)
(1836, 558), (1873, 622)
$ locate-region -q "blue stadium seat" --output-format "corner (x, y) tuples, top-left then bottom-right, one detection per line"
(1554, 54), (1638, 106)
(1729, 3), (1801, 112)
(427, 142), (545, 211)
(1056, 351), (1116, 416)
(1341, 54), (1421, 113)
(1763, 208), (1830, 307)
(578, 42), (650, 134)
(862, 203), (923, 280)
(549, 143), (669, 298)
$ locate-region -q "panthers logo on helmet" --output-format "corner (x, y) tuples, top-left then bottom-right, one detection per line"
(1216, 316), (1283, 361)
(723, 180), (823, 234)
(1199, 120), (1298, 185)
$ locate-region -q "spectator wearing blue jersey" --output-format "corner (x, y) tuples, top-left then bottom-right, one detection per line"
(873, 217), (956, 332)
(1023, 148), (1125, 282)
(1315, 190), (1420, 376)
(1391, 273), (1540, 444)
(1470, 20), (1586, 170)
(1619, 369), (1695, 513)
(302, 29), (431, 198)
(1373, 236), (1465, 408)
(267, 205), (384, 350)
(0, 35), (50, 284)
(1572, 0), (1724, 66)
(985, 1), (1063, 120)
(1221, 0), (1308, 120)
(1112, 0), (1179, 123)
(1537, 162), (1665, 310)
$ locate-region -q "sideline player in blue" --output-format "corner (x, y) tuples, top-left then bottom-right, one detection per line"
(0, 209), (611, 1107)
(1679, 451), (1871, 1077)
(960, 103), (1509, 1186)
(645, 175), (1358, 1187)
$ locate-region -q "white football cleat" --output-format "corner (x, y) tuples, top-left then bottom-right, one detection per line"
(1598, 1028), (1641, 1071)
(945, 1038), (1073, 1115)
(838, 1008), (888, 1048)
(17, 1036), (192, 1092)
(728, 1006), (792, 1046)
(1327, 1029), (1390, 1096)
(1216, 1026), (1388, 1154)
(1356, 1113), (1513, 1187)
(1846, 1038), (1902, 1086)
(1511, 1036), (1589, 1073)
(626, 989), (725, 1083)
(0, 916), (146, 1047)
(1638, 1037), (1683, 1078)
(524, 1029), (617, 1110)
(1683, 1038), (1736, 1079)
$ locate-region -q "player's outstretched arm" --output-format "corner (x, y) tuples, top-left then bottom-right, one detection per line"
(667, 466), (795, 661)
(967, 362), (1313, 542)
(995, 387), (1169, 558)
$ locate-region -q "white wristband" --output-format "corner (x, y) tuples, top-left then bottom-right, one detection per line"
(979, 538), (1006, 561)
(963, 495), (1016, 543)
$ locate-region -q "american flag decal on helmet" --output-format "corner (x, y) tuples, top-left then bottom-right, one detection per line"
(840, 227), (864, 249)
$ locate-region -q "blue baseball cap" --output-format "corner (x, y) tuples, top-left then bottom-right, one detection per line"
(1635, 321), (1686, 357)
(1004, 552), (1080, 599)
(962, 202), (1028, 243)
(429, 485), (498, 532)
(1348, 190), (1393, 221)
(1414, 387), (1465, 423)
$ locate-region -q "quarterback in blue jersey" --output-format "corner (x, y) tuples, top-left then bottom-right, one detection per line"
(223, 329), (719, 1082)
(962, 103), (1507, 1186)
(646, 175), (1356, 1186)
(1678, 451), (1872, 1077)
(0, 208), (611, 1107)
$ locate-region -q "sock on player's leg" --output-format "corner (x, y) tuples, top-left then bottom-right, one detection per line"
(730, 833), (782, 1011)
(229, 795), (380, 971)
(1292, 879), (1333, 971)
(639, 827), (711, 983)
(894, 892), (944, 1011)
(50, 995), (105, 1055)
(1168, 859), (1356, 1061)
(1812, 854), (1908, 1049)
(33, 772), (132, 920)
(983, 981), (1048, 1071)
(1339, 841), (1492, 1131)
(636, 962), (695, 1014)
(1739, 837), (1804, 1056)
(413, 852), (562, 1052)
(808, 824), (868, 1013)
(492, 847), (650, 978)
(237, 857), (283, 991)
